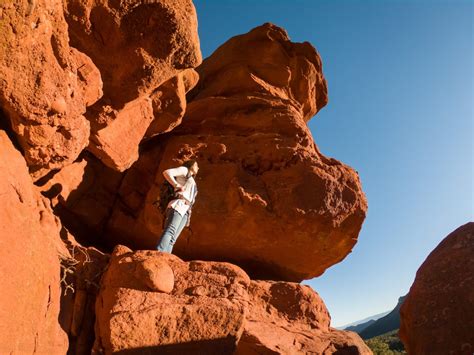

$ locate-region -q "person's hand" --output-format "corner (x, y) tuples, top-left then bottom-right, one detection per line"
(176, 193), (190, 205)
(174, 184), (184, 192)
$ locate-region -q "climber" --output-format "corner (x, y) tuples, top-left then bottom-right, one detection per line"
(156, 159), (199, 253)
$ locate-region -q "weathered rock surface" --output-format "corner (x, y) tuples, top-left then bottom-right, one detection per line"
(93, 247), (370, 354)
(107, 23), (368, 281)
(64, 0), (202, 171)
(93, 245), (250, 354)
(39, 153), (124, 246)
(399, 222), (474, 355)
(145, 68), (200, 139)
(0, 130), (68, 353)
(236, 280), (371, 354)
(0, 1), (371, 350)
(0, 0), (103, 177)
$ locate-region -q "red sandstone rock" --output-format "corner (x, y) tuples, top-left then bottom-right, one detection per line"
(39, 153), (124, 246)
(145, 68), (200, 139)
(93, 245), (250, 354)
(106, 23), (367, 281)
(92, 247), (370, 354)
(0, 130), (68, 353)
(236, 280), (372, 354)
(65, 0), (201, 109)
(87, 96), (154, 171)
(64, 0), (202, 171)
(399, 222), (474, 355)
(0, 0), (102, 177)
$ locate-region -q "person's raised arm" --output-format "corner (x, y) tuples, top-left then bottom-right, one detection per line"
(162, 166), (188, 189)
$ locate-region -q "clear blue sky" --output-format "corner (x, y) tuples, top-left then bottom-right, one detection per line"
(193, 0), (473, 327)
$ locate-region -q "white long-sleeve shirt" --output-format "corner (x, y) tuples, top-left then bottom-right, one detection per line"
(162, 166), (198, 217)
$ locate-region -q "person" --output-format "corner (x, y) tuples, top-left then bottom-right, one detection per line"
(156, 159), (199, 253)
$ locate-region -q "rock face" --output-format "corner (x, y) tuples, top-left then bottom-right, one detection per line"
(399, 222), (474, 355)
(0, 0), (370, 351)
(237, 280), (371, 354)
(0, 131), (68, 353)
(93, 246), (371, 354)
(93, 245), (250, 354)
(0, 0), (102, 178)
(39, 153), (124, 246)
(64, 0), (202, 171)
(107, 23), (368, 281)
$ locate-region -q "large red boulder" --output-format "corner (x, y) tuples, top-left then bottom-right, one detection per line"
(399, 222), (474, 354)
(92, 246), (371, 354)
(106, 23), (368, 281)
(93, 245), (250, 354)
(0, 0), (102, 178)
(236, 280), (371, 354)
(64, 0), (202, 171)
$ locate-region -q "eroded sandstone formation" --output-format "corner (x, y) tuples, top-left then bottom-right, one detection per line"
(0, 0), (102, 178)
(64, 0), (202, 171)
(106, 23), (368, 281)
(0, 130), (68, 353)
(92, 245), (371, 354)
(399, 222), (474, 355)
(236, 280), (371, 354)
(0, 0), (371, 352)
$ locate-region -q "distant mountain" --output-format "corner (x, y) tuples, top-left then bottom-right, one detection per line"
(345, 319), (376, 333)
(359, 295), (407, 340)
(339, 310), (390, 331)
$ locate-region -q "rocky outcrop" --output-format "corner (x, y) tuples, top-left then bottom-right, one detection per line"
(39, 153), (124, 246)
(93, 246), (371, 354)
(106, 23), (368, 281)
(0, 0), (202, 176)
(64, 0), (202, 171)
(236, 280), (371, 354)
(0, 130), (68, 353)
(0, 0), (370, 350)
(399, 222), (474, 354)
(93, 245), (250, 354)
(0, 0), (102, 178)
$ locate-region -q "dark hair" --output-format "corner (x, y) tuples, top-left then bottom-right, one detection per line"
(182, 159), (198, 169)
(182, 160), (198, 178)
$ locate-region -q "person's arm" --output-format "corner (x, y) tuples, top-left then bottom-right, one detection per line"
(162, 166), (188, 189)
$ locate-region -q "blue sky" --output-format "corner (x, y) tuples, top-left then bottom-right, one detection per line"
(193, 0), (473, 327)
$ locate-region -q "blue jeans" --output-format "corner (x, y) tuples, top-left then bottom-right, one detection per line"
(156, 207), (189, 253)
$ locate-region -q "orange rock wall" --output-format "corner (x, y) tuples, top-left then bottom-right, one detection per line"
(0, 131), (68, 354)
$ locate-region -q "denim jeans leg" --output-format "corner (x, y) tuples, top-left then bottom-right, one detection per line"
(157, 208), (184, 252)
(168, 211), (189, 253)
